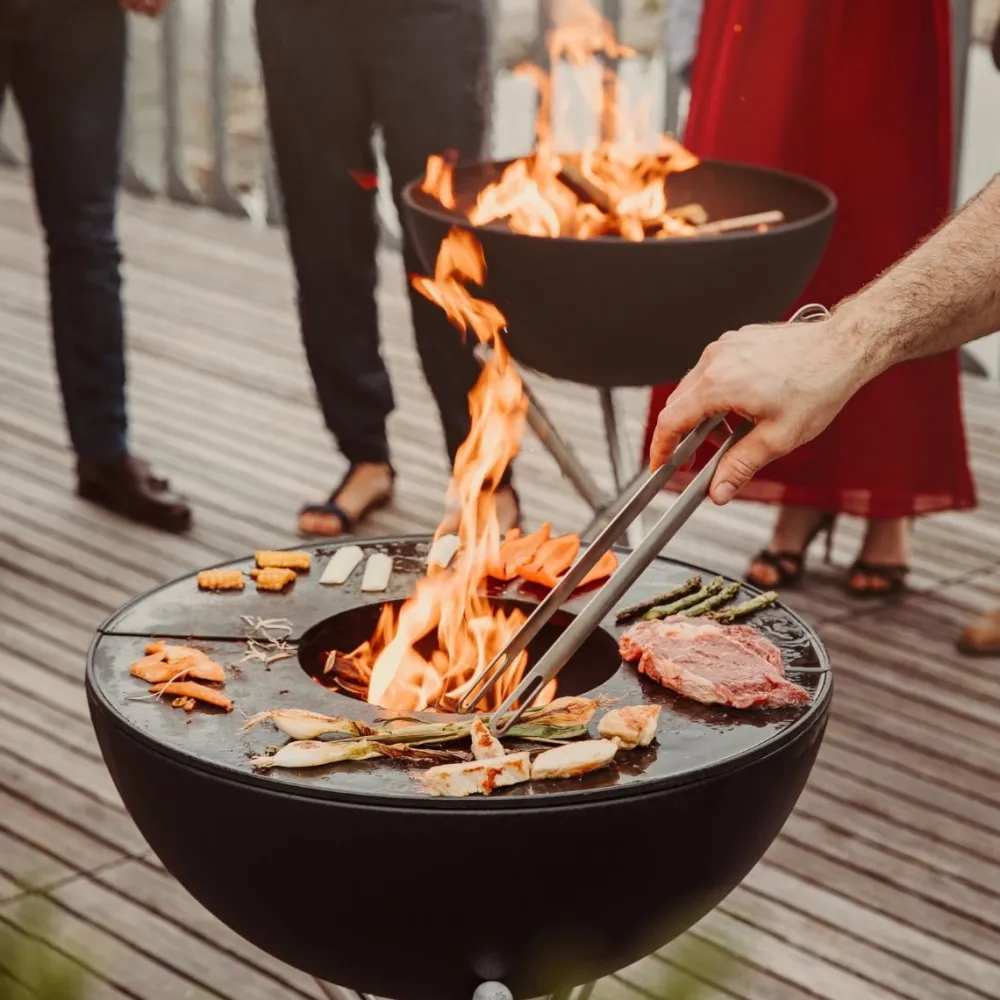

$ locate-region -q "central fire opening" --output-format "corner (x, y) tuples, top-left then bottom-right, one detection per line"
(298, 597), (621, 714)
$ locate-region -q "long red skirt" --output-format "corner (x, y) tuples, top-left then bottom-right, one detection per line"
(643, 0), (976, 518)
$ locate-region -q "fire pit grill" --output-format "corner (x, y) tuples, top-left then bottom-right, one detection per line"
(402, 158), (836, 388)
(88, 536), (831, 1000)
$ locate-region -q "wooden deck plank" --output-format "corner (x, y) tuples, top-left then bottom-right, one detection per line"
(1, 168), (999, 1000)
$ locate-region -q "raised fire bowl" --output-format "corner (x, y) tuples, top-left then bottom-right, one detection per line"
(401, 159), (836, 387)
(87, 537), (831, 1000)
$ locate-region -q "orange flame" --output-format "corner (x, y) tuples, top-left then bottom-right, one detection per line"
(332, 229), (555, 714)
(421, 0), (700, 241)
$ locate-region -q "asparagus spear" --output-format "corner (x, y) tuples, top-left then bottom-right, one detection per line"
(684, 581), (741, 617)
(615, 574), (702, 622)
(643, 577), (724, 620)
(708, 591), (779, 623)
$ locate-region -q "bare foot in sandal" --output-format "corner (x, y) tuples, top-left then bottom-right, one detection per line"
(439, 484), (521, 536)
(298, 462), (394, 537)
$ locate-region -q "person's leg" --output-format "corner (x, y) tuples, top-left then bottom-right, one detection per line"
(255, 0), (395, 536)
(369, 0), (517, 524)
(13, 5), (127, 463)
(12, 4), (189, 530)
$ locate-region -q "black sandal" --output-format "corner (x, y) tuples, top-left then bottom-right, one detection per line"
(298, 463), (395, 538)
(847, 560), (909, 598)
(745, 512), (836, 588)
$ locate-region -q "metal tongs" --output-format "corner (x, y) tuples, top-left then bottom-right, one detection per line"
(462, 304), (831, 736)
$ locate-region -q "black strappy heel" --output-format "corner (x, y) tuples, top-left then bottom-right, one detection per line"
(298, 463), (395, 538)
(746, 512), (837, 588)
(847, 560), (909, 598)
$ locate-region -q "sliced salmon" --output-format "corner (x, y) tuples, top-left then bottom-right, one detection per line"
(149, 681), (233, 712)
(489, 523), (551, 580)
(518, 533), (580, 588)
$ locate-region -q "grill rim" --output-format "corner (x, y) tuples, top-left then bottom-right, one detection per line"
(400, 156), (838, 247)
(87, 536), (833, 813)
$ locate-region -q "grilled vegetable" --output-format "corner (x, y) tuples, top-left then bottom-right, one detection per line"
(320, 545), (364, 585)
(252, 739), (381, 770)
(644, 577), (725, 620)
(615, 575), (702, 622)
(243, 709), (377, 741)
(708, 591), (779, 623)
(684, 581), (741, 617)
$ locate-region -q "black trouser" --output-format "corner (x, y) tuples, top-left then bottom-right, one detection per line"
(256, 0), (510, 483)
(0, 1), (128, 463)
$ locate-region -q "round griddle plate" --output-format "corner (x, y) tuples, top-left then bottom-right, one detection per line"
(89, 537), (831, 810)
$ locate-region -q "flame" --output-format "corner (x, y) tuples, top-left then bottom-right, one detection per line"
(330, 229), (555, 715)
(420, 0), (701, 241)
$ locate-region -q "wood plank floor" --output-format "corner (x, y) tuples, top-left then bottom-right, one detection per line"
(1, 165), (999, 1000)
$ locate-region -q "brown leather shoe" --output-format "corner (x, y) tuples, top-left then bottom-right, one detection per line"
(77, 455), (192, 533)
(956, 608), (1000, 655)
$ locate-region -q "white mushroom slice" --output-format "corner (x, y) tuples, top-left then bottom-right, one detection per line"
(421, 752), (530, 797)
(530, 740), (617, 781)
(427, 533), (460, 571)
(360, 553), (394, 592)
(597, 706), (662, 749)
(470, 718), (505, 760)
(320, 545), (365, 585)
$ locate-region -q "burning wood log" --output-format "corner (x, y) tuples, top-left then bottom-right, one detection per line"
(556, 160), (614, 215)
(695, 210), (785, 235)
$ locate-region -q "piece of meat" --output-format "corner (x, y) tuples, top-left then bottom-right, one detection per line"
(598, 705), (661, 748)
(469, 718), (505, 760)
(149, 681), (233, 712)
(422, 753), (531, 797)
(619, 617), (808, 710)
(530, 740), (617, 780)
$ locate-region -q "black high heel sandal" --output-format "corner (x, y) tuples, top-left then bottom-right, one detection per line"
(847, 560), (909, 598)
(298, 463), (395, 538)
(746, 512), (837, 588)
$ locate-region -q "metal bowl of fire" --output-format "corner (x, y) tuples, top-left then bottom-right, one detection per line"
(87, 534), (831, 1000)
(403, 153), (836, 388)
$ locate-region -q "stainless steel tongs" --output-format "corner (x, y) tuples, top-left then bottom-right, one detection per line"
(463, 303), (831, 736)
(463, 416), (747, 735)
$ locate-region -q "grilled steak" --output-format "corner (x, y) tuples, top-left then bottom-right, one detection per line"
(619, 616), (809, 710)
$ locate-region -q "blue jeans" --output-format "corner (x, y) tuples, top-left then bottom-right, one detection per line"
(0, 2), (128, 463)
(256, 0), (511, 482)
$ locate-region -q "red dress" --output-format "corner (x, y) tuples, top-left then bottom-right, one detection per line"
(643, 0), (976, 518)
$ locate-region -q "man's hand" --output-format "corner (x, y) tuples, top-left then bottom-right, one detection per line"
(649, 316), (871, 505)
(120, 0), (170, 16)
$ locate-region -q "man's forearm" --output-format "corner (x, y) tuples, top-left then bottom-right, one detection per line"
(834, 172), (1000, 378)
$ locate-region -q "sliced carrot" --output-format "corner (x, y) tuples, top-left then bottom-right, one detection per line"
(489, 523), (551, 580)
(575, 549), (618, 588)
(518, 533), (581, 589)
(149, 681), (233, 712)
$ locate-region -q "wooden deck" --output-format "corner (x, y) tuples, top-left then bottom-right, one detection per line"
(1, 164), (999, 1000)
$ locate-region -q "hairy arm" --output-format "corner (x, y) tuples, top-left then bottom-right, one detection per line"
(838, 171), (1000, 375)
(649, 172), (1000, 503)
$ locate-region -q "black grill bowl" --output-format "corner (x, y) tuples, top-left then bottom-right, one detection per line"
(401, 159), (836, 387)
(90, 709), (825, 1000)
(86, 539), (831, 1000)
